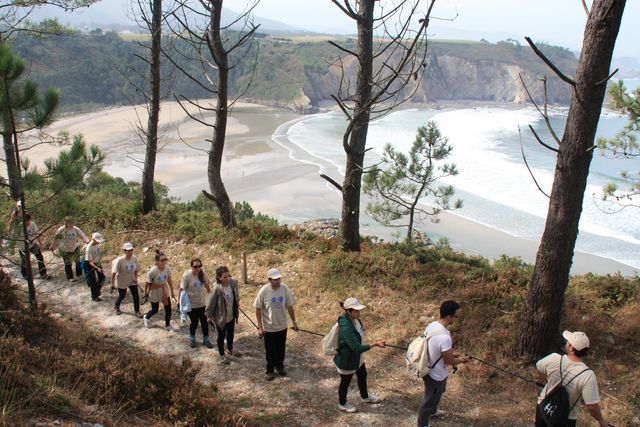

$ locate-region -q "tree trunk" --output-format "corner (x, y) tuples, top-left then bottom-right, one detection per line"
(141, 0), (162, 214)
(341, 0), (374, 251)
(515, 0), (626, 358)
(207, 0), (236, 228)
(2, 132), (20, 199)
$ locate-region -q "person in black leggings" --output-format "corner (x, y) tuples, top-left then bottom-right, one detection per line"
(143, 250), (177, 331)
(179, 258), (212, 348)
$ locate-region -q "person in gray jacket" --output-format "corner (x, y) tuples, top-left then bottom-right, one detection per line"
(206, 265), (241, 364)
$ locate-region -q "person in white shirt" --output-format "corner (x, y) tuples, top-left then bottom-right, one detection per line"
(143, 250), (177, 331)
(111, 242), (141, 317)
(55, 217), (89, 282)
(83, 232), (105, 301)
(417, 300), (470, 427)
(254, 268), (298, 381)
(179, 258), (212, 348)
(18, 213), (51, 280)
(535, 330), (607, 427)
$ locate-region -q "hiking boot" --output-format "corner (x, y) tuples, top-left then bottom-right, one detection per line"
(277, 369), (287, 377)
(143, 315), (150, 328)
(203, 336), (214, 349)
(219, 355), (230, 365)
(338, 403), (357, 413)
(362, 394), (381, 404)
(69, 277), (76, 282)
(265, 372), (276, 381)
(431, 409), (445, 418)
(189, 335), (196, 348)
(115, 306), (122, 315)
(135, 311), (143, 319)
(165, 324), (178, 332)
(226, 349), (241, 357)
(92, 297), (102, 302)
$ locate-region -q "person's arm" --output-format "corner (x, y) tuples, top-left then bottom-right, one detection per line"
(167, 275), (176, 302)
(287, 305), (299, 331)
(7, 211), (16, 232)
(442, 349), (470, 366)
(255, 307), (265, 336)
(585, 403), (607, 427)
(338, 317), (372, 353)
(76, 227), (89, 244)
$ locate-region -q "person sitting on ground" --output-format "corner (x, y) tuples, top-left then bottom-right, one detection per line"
(179, 258), (212, 349)
(143, 250), (177, 331)
(334, 297), (386, 413)
(254, 268), (299, 381)
(18, 213), (52, 280)
(417, 300), (470, 427)
(83, 232), (105, 301)
(535, 330), (608, 427)
(206, 265), (241, 365)
(55, 217), (89, 282)
(111, 242), (141, 317)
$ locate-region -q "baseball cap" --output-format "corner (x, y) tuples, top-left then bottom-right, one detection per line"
(122, 242), (134, 250)
(343, 297), (366, 310)
(563, 330), (590, 351)
(267, 268), (282, 279)
(91, 232), (105, 243)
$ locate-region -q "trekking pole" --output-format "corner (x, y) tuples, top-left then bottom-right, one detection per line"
(465, 354), (544, 388)
(296, 328), (408, 351)
(385, 343), (408, 350)
(238, 306), (262, 339)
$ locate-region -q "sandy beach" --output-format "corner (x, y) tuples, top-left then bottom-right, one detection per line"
(11, 101), (639, 276)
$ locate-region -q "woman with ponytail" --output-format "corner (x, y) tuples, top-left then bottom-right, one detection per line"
(206, 266), (241, 364)
(143, 250), (177, 331)
(179, 258), (212, 348)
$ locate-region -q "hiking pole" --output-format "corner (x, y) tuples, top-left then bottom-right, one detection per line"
(238, 306), (263, 340)
(465, 354), (544, 388)
(296, 328), (408, 351)
(385, 343), (408, 351)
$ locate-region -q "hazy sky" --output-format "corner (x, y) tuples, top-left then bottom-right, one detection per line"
(38, 0), (640, 57)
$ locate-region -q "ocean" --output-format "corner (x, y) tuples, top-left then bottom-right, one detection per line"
(276, 105), (640, 270)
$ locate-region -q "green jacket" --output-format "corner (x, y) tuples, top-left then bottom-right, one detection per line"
(333, 313), (371, 371)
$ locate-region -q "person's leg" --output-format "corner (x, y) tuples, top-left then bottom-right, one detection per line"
(73, 248), (82, 277)
(338, 373), (354, 405)
(115, 288), (127, 308)
(187, 309), (198, 336)
(225, 319), (235, 352)
(263, 331), (276, 373)
(417, 376), (447, 427)
(355, 364), (369, 399)
(62, 252), (73, 280)
(196, 308), (208, 337)
(164, 302), (171, 327)
(145, 302), (159, 319)
(19, 250), (27, 277)
(275, 328), (288, 372)
(129, 285), (140, 312)
(216, 324), (226, 356)
(32, 246), (47, 278)
(96, 270), (105, 295)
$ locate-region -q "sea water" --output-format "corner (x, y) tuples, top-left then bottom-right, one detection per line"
(278, 106), (640, 270)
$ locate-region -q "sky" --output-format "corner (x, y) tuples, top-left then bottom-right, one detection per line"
(34, 0), (640, 58)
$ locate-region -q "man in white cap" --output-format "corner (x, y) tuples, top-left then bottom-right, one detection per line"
(84, 232), (106, 301)
(254, 267), (298, 381)
(535, 330), (608, 427)
(111, 242), (141, 317)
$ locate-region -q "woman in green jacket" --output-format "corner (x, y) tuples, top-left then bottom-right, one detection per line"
(334, 297), (386, 413)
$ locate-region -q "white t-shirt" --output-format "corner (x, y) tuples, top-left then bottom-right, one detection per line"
(112, 255), (139, 289)
(57, 225), (88, 252)
(84, 242), (102, 265)
(180, 271), (210, 309)
(536, 353), (600, 420)
(20, 221), (39, 252)
(253, 283), (295, 332)
(146, 265), (171, 304)
(424, 321), (452, 381)
(222, 285), (234, 322)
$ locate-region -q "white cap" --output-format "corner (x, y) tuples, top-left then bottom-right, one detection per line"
(16, 200), (22, 208)
(267, 268), (282, 280)
(91, 232), (105, 243)
(563, 330), (590, 351)
(343, 297), (366, 311)
(122, 242), (134, 251)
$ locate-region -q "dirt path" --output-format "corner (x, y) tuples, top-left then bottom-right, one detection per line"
(6, 252), (536, 427)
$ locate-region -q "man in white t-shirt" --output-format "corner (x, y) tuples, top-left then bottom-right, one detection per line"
(254, 268), (298, 381)
(417, 300), (470, 427)
(535, 330), (607, 427)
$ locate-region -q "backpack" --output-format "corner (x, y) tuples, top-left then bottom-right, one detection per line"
(405, 327), (446, 378)
(321, 322), (340, 356)
(537, 356), (591, 427)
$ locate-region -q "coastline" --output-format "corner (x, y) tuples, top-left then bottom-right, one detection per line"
(20, 101), (639, 276)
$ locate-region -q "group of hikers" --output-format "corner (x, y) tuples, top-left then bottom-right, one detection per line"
(9, 208), (611, 426)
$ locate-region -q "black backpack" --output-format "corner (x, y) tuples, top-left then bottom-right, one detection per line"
(538, 356), (591, 427)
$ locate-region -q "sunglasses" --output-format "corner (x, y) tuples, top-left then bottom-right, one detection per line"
(192, 264), (202, 268)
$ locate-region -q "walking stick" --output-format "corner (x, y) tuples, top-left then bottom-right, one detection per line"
(465, 354), (543, 388)
(238, 306), (262, 339)
(296, 327), (407, 351)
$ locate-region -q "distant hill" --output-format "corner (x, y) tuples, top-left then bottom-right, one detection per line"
(13, 32), (576, 113)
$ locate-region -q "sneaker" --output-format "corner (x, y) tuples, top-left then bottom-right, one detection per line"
(277, 369), (287, 377)
(265, 372), (276, 381)
(338, 403), (357, 413)
(189, 335), (196, 348)
(91, 297), (102, 302)
(203, 336), (214, 349)
(362, 395), (381, 404)
(143, 315), (150, 328)
(115, 306), (122, 315)
(226, 349), (241, 357)
(165, 324), (178, 332)
(431, 409), (445, 418)
(69, 277), (76, 282)
(135, 311), (143, 319)
(219, 355), (230, 365)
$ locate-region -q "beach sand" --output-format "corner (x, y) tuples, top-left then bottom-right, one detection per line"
(10, 101), (638, 276)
